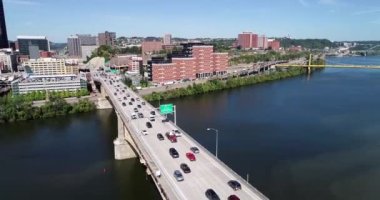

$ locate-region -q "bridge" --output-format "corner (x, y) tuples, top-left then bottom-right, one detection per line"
(93, 72), (269, 200)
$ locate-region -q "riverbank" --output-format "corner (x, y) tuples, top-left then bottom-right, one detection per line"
(0, 95), (96, 123)
(143, 67), (308, 101)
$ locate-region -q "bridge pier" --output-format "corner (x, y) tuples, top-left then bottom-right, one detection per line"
(114, 113), (137, 160)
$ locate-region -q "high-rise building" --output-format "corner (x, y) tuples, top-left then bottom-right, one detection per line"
(67, 35), (81, 57)
(258, 35), (268, 49)
(98, 31), (116, 46)
(28, 45), (40, 59)
(17, 36), (49, 56)
(237, 32), (258, 49)
(0, 0), (8, 48)
(77, 34), (97, 46)
(163, 34), (172, 45)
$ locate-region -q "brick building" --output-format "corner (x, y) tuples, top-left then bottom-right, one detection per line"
(237, 32), (258, 49)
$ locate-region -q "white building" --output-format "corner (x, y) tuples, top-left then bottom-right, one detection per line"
(0, 48), (16, 73)
(163, 34), (172, 45)
(11, 74), (87, 94)
(22, 58), (74, 75)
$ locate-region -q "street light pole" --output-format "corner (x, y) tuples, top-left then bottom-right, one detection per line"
(206, 128), (219, 158)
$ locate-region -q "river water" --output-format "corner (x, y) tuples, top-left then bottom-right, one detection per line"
(1, 56), (380, 200)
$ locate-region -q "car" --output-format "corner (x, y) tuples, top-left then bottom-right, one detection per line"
(180, 163), (191, 173)
(150, 111), (156, 115)
(166, 132), (177, 143)
(142, 102), (146, 105)
(136, 98), (140, 101)
(116, 89), (119, 92)
(227, 195), (240, 200)
(131, 98), (135, 102)
(227, 180), (242, 191)
(137, 104), (141, 108)
(138, 113), (144, 118)
(122, 102), (126, 106)
(127, 94), (130, 97)
(186, 152), (196, 161)
(149, 116), (155, 122)
(146, 122), (152, 128)
(131, 114), (137, 119)
(162, 118), (170, 123)
(141, 130), (148, 135)
(205, 189), (220, 200)
(114, 92), (117, 95)
(134, 108), (138, 112)
(169, 148), (179, 158)
(157, 133), (164, 141)
(173, 129), (182, 137)
(173, 170), (184, 182)
(129, 102), (133, 105)
(190, 147), (200, 154)
(123, 96), (127, 100)
(122, 90), (125, 93)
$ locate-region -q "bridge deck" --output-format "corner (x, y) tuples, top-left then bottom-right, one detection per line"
(96, 73), (268, 200)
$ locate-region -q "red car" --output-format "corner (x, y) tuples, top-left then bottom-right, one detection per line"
(165, 132), (177, 143)
(186, 152), (196, 161)
(228, 195), (240, 200)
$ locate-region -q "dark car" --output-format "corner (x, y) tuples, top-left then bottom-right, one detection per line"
(137, 104), (141, 108)
(180, 163), (191, 173)
(138, 113), (144, 118)
(114, 92), (117, 95)
(157, 133), (164, 141)
(122, 102), (126, 106)
(169, 148), (179, 158)
(150, 111), (156, 115)
(227, 180), (242, 191)
(227, 195), (240, 200)
(134, 108), (138, 112)
(146, 122), (152, 128)
(205, 189), (220, 200)
(131, 98), (135, 102)
(129, 102), (133, 105)
(123, 97), (127, 100)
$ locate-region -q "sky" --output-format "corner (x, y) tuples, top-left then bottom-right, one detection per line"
(3, 0), (380, 42)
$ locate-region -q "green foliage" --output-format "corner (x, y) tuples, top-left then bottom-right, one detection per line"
(124, 77), (133, 87)
(230, 51), (309, 65)
(0, 93), (95, 123)
(119, 46), (141, 54)
(278, 38), (337, 49)
(143, 68), (307, 102)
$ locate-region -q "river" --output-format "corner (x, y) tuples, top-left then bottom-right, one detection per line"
(1, 56), (380, 200)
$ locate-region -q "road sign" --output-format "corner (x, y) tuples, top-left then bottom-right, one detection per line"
(160, 104), (174, 114)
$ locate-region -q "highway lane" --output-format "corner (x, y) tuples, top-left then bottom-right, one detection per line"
(100, 74), (268, 200)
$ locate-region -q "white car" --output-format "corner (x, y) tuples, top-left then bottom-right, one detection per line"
(141, 130), (148, 135)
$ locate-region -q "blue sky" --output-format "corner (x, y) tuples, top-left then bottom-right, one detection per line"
(3, 0), (380, 42)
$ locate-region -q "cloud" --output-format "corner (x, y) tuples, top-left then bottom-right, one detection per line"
(4, 0), (41, 6)
(298, 0), (309, 7)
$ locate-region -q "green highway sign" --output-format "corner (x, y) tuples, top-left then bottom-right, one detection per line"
(160, 104), (174, 114)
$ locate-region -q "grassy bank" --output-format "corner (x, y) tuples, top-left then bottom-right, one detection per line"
(0, 95), (96, 123)
(143, 67), (308, 102)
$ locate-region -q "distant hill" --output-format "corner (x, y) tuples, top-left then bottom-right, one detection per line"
(50, 42), (67, 51)
(278, 38), (337, 49)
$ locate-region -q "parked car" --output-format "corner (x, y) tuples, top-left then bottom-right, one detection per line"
(169, 148), (179, 158)
(180, 163), (191, 173)
(173, 170), (184, 182)
(190, 147), (200, 154)
(227, 195), (240, 200)
(141, 130), (148, 135)
(227, 180), (242, 191)
(166, 132), (177, 143)
(186, 152), (196, 161)
(157, 133), (164, 141)
(205, 189), (220, 200)
(146, 122), (152, 128)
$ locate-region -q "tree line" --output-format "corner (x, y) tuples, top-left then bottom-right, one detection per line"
(16, 89), (90, 102)
(230, 51), (309, 65)
(0, 95), (96, 123)
(143, 67), (308, 102)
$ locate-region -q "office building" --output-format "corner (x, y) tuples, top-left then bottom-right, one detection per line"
(0, 0), (8, 48)
(11, 74), (87, 95)
(28, 45), (40, 59)
(98, 31), (116, 46)
(149, 44), (228, 83)
(268, 39), (281, 51)
(17, 36), (49, 56)
(77, 34), (97, 46)
(0, 48), (16, 72)
(142, 40), (163, 64)
(109, 54), (142, 73)
(67, 35), (81, 57)
(22, 58), (74, 75)
(237, 32), (258, 49)
(163, 34), (172, 45)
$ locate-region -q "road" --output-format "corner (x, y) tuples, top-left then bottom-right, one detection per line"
(98, 73), (269, 200)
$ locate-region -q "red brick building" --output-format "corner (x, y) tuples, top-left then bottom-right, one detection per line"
(142, 41), (163, 64)
(268, 40), (281, 51)
(151, 45), (228, 83)
(237, 32), (258, 49)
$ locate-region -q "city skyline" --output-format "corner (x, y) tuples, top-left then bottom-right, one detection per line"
(3, 0), (380, 42)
